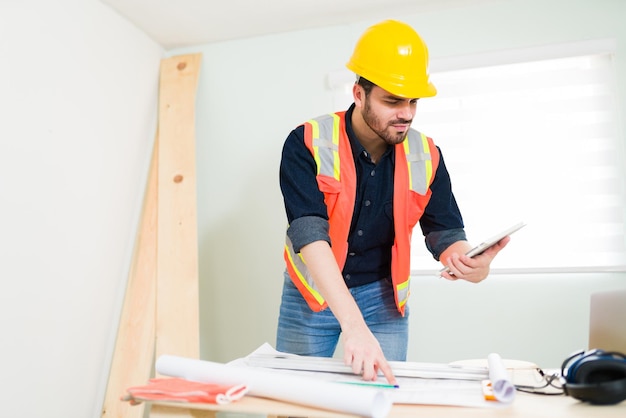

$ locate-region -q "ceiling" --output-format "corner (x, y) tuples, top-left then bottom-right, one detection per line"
(100, 0), (498, 49)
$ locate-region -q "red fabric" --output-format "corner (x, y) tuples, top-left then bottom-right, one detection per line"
(123, 377), (248, 405)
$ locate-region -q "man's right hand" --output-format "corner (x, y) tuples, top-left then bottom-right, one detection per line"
(299, 241), (398, 386)
(341, 325), (397, 385)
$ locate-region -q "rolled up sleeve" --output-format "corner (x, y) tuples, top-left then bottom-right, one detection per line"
(287, 216), (331, 253)
(425, 228), (467, 261)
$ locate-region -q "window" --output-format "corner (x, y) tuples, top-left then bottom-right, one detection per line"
(328, 40), (626, 273)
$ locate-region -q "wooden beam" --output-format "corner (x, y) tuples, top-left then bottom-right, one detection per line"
(101, 52), (202, 418)
(155, 53), (202, 361)
(101, 139), (158, 418)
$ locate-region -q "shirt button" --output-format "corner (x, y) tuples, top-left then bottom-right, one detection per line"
(364, 200), (371, 207)
(370, 169), (376, 176)
(357, 230), (364, 236)
(345, 274), (351, 280)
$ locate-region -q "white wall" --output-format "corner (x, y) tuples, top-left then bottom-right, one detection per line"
(170, 0), (626, 370)
(2, 1), (626, 418)
(0, 1), (163, 417)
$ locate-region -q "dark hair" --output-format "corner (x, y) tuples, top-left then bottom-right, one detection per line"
(356, 76), (375, 96)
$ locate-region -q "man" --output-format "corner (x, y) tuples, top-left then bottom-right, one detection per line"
(276, 19), (509, 385)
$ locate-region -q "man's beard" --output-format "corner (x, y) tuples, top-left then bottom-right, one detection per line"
(362, 99), (412, 145)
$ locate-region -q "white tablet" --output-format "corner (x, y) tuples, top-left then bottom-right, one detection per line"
(439, 222), (526, 273)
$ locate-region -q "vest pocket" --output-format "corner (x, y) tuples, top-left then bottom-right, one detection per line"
(408, 190), (430, 228)
(316, 175), (341, 214)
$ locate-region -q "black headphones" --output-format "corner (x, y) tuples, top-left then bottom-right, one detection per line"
(561, 349), (626, 405)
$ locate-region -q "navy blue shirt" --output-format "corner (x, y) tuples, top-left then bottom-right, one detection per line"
(280, 104), (465, 287)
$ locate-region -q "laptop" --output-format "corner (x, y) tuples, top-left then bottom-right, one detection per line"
(588, 289), (626, 354)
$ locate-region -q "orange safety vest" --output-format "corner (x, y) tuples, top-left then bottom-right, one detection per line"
(284, 111), (440, 316)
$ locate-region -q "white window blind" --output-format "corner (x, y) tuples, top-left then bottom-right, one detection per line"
(329, 42), (626, 272)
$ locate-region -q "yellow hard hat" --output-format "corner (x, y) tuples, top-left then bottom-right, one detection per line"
(346, 20), (437, 98)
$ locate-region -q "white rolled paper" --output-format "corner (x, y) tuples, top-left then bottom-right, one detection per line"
(156, 354), (393, 418)
(487, 353), (515, 403)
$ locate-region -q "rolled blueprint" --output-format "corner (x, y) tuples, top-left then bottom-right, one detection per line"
(487, 353), (515, 403)
(156, 354), (393, 418)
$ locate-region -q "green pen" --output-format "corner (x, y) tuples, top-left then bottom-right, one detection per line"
(337, 380), (400, 389)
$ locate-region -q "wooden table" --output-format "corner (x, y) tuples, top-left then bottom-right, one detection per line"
(147, 392), (626, 418)
(145, 362), (626, 417)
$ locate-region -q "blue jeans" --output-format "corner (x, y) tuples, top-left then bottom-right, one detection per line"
(276, 271), (409, 361)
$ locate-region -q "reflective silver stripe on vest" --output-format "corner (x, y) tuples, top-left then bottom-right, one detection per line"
(404, 129), (433, 195)
(309, 114), (340, 181)
(396, 278), (409, 309)
(285, 235), (325, 305)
